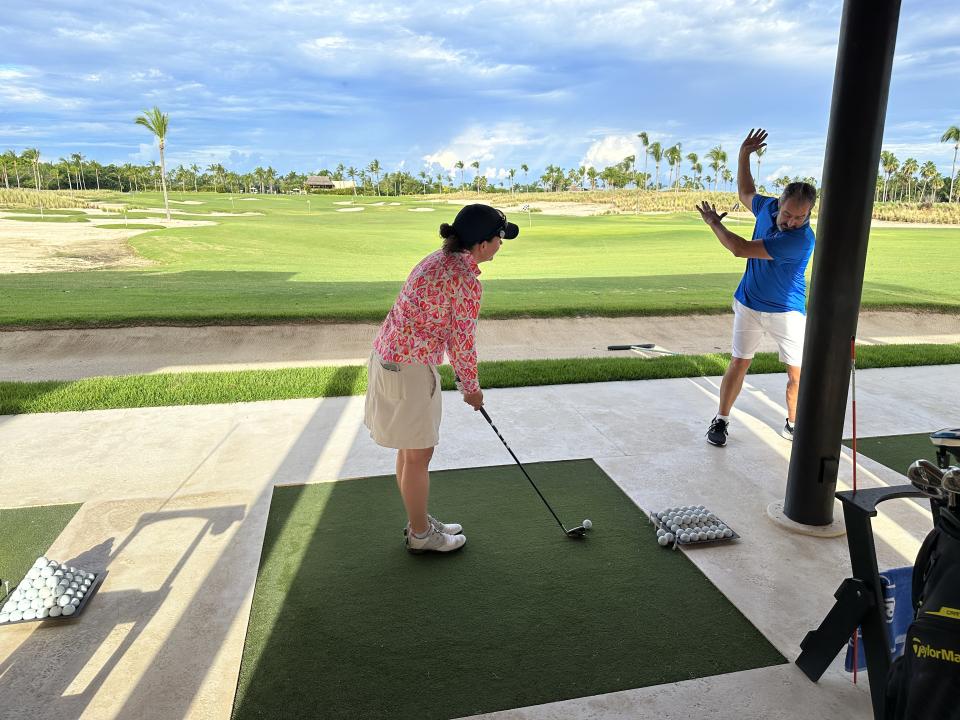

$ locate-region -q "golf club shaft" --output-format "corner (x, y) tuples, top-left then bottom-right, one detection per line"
(607, 344), (655, 350)
(851, 337), (857, 494)
(478, 406), (569, 533)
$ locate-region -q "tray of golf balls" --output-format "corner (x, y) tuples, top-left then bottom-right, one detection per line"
(0, 556), (104, 626)
(649, 505), (739, 548)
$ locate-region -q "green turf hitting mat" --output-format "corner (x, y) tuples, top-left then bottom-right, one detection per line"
(233, 459), (785, 720)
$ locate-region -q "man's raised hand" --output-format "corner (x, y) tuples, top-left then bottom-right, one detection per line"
(740, 128), (768, 156)
(696, 201), (727, 226)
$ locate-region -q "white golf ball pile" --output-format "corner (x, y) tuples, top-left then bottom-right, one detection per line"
(651, 505), (735, 547)
(0, 556), (97, 624)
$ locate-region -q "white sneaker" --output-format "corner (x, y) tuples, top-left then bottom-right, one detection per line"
(405, 526), (466, 554)
(403, 514), (463, 537)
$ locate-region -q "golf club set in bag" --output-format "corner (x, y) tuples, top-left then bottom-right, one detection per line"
(883, 428), (960, 720)
(457, 376), (591, 539)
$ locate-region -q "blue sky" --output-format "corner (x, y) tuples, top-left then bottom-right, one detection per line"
(2, 0), (958, 185)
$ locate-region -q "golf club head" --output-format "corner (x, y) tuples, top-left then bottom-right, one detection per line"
(942, 467), (960, 494)
(566, 526), (586, 538)
(907, 459), (946, 499)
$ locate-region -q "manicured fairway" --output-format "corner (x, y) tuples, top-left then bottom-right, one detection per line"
(1, 193), (958, 326)
(232, 460), (785, 720)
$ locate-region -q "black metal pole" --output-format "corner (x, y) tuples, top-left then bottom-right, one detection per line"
(784, 0), (902, 525)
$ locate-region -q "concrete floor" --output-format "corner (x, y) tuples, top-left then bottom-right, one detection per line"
(0, 365), (954, 719)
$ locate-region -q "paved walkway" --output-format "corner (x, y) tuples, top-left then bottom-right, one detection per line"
(1, 311), (958, 381)
(0, 365), (955, 719)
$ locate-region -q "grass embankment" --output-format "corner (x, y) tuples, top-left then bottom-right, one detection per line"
(0, 193), (958, 327)
(2, 343), (957, 416)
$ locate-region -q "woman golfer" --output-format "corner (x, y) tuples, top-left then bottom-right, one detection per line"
(364, 204), (519, 553)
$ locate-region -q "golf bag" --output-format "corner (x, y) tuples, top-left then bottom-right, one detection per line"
(884, 506), (960, 720)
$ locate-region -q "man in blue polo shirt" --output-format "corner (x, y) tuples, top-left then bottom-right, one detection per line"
(696, 128), (817, 447)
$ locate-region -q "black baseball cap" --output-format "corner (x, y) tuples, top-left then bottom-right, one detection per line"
(451, 204), (519, 246)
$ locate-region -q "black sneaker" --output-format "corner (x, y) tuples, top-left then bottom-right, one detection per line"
(781, 419), (795, 441)
(706, 416), (729, 446)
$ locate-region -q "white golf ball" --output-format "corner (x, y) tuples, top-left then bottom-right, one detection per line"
(665, 533), (674, 543)
(47, 560), (59, 569)
(70, 597), (80, 607)
(658, 535), (670, 546)
(33, 557), (46, 568)
(37, 607), (49, 619)
(53, 569), (64, 578)
(9, 610), (23, 622)
(657, 529), (665, 537)
(48, 606), (61, 618)
(42, 597), (55, 609)
(670, 524), (680, 533)
(40, 567), (54, 579)
(30, 598), (43, 610)
(679, 533), (690, 543)
(26, 568), (40, 581)
(57, 595), (71, 608)
(61, 604), (76, 617)
(17, 599), (31, 612)
(2, 602), (15, 614)
(582, 519), (592, 530)
(707, 531), (716, 540)
(32, 578), (45, 590)
(22, 609), (37, 621)
(52, 586), (64, 598)
(0, 612), (8, 623)
(723, 529), (733, 538)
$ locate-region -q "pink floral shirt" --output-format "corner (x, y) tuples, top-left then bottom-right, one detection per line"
(373, 249), (483, 393)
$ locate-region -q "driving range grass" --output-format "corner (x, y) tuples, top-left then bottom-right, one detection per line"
(0, 192), (958, 327)
(231, 460), (786, 720)
(2, 343), (957, 415)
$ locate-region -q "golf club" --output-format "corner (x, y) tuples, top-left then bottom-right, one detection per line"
(907, 459), (946, 500)
(477, 406), (589, 539)
(607, 343), (655, 350)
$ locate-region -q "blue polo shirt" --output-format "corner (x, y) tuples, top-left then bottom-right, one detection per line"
(734, 195), (815, 314)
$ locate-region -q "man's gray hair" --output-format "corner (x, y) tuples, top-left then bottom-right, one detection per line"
(781, 181), (817, 208)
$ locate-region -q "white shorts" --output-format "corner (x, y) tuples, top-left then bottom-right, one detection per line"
(364, 352), (442, 449)
(731, 299), (806, 366)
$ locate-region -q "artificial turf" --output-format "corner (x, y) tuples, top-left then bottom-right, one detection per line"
(232, 459), (785, 720)
(0, 503), (82, 602)
(842, 432), (944, 476)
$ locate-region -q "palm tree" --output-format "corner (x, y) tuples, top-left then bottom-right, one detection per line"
(879, 150), (899, 202)
(900, 157), (919, 202)
(722, 167), (733, 191)
(135, 106), (171, 219)
(648, 142), (663, 190)
(755, 145), (766, 185)
(347, 166), (357, 196)
(941, 126), (960, 202)
(190, 163), (200, 192)
(368, 159), (381, 195)
(70, 153), (84, 190)
(919, 161), (939, 202)
(637, 132), (650, 187)
(665, 144), (682, 193)
(521, 163), (529, 189)
(455, 160), (465, 190)
(692, 162), (703, 189)
(707, 146), (725, 192)
(470, 160), (481, 193)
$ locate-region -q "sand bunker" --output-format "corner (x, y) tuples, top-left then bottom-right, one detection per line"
(496, 201), (614, 217)
(336, 207), (365, 213)
(0, 214), (212, 273)
(388, 202), (401, 206)
(138, 207), (263, 217)
(408, 207), (436, 212)
(333, 201), (354, 206)
(368, 202), (386, 206)
(170, 200), (205, 205)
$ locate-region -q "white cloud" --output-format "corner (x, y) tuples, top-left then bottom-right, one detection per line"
(581, 134), (640, 170)
(423, 123), (539, 171)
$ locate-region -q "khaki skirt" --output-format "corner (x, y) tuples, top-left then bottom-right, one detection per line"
(364, 352), (442, 449)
